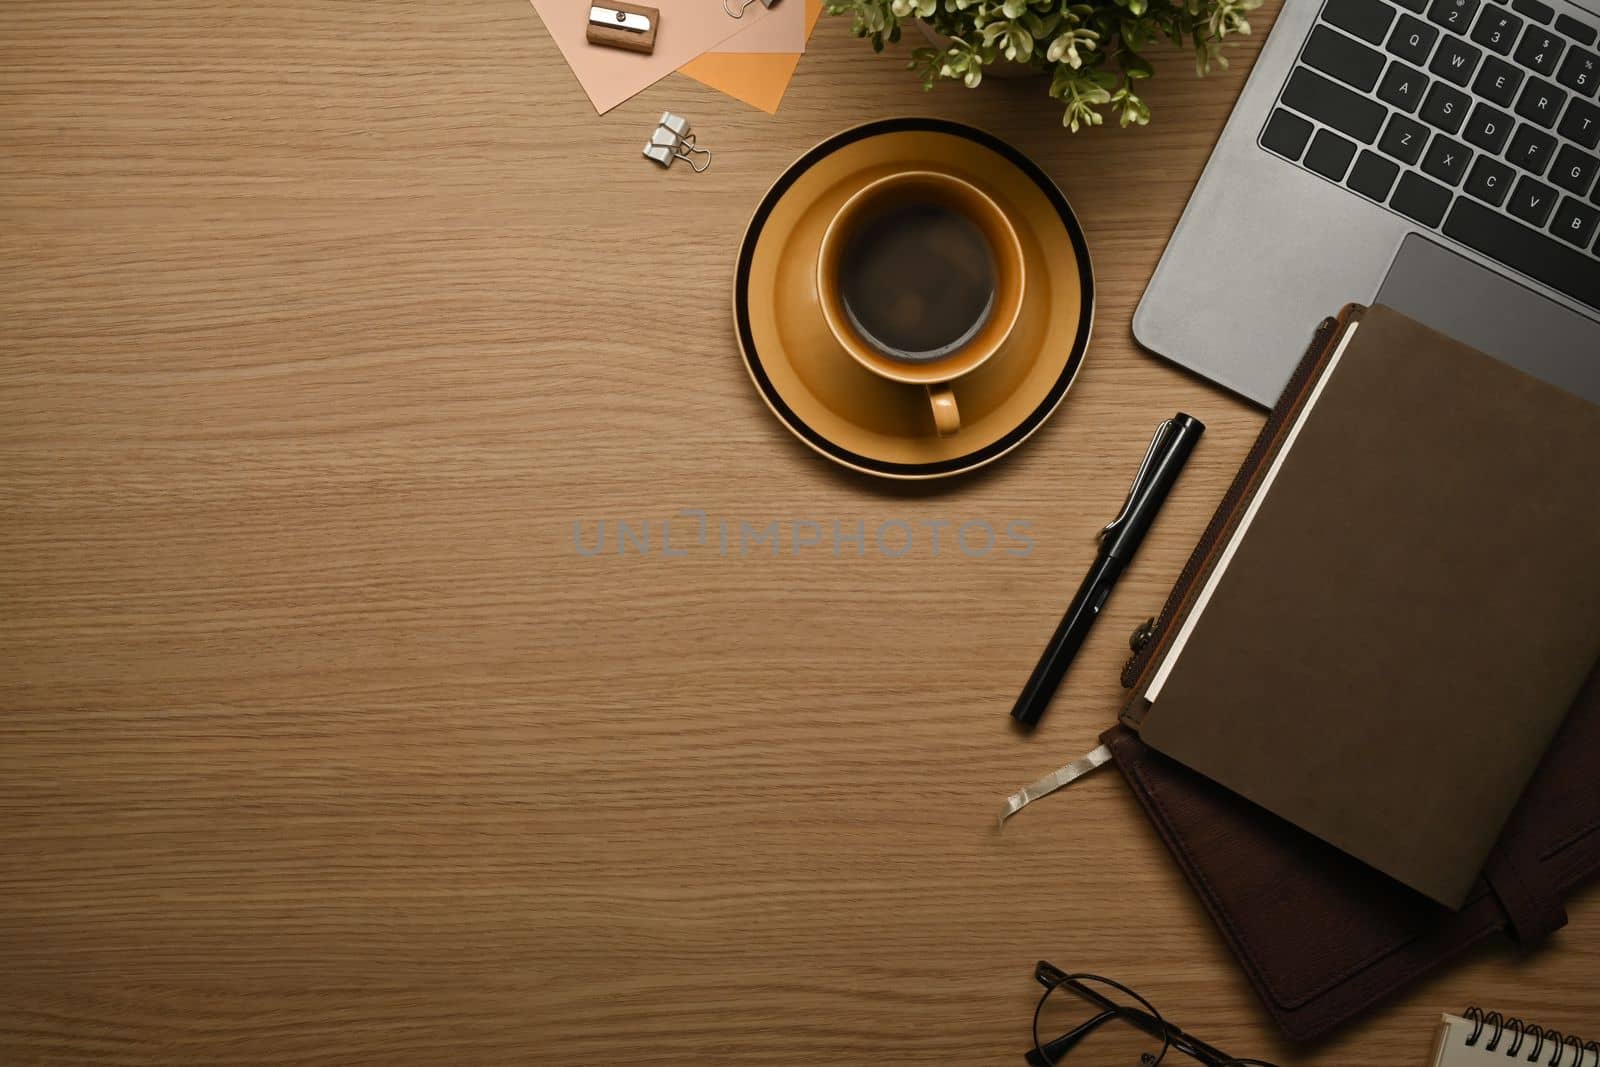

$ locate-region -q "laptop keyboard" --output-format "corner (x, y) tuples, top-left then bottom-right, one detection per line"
(1261, 0), (1600, 313)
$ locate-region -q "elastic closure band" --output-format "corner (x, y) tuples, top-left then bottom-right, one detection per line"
(1482, 846), (1567, 946)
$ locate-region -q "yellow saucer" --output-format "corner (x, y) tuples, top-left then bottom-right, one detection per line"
(734, 119), (1094, 480)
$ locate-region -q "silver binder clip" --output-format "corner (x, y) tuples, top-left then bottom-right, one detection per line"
(658, 111), (692, 141)
(724, 0), (778, 16)
(641, 111), (712, 173)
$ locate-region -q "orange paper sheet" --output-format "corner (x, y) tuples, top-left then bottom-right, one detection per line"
(678, 0), (823, 114)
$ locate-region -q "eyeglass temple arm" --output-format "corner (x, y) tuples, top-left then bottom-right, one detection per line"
(1033, 966), (1121, 1013)
(1102, 1005), (1246, 1067)
(1024, 1008), (1121, 1067)
(1027, 1007), (1247, 1067)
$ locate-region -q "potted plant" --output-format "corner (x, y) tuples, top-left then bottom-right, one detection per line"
(827, 0), (1262, 131)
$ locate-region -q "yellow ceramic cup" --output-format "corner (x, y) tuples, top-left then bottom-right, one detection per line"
(816, 170), (1026, 437)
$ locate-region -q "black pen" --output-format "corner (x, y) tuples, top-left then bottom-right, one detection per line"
(1010, 413), (1204, 730)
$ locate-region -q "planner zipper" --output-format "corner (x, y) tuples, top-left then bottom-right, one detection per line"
(1118, 311), (1351, 693)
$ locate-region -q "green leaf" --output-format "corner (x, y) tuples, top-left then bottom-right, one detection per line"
(829, 0), (1257, 132)
(1119, 49), (1152, 78)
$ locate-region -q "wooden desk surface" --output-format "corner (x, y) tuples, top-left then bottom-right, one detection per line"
(2, 2), (1594, 1063)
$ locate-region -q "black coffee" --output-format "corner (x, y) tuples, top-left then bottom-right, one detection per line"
(838, 199), (997, 363)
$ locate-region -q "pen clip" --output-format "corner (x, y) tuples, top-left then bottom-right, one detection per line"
(1101, 418), (1174, 543)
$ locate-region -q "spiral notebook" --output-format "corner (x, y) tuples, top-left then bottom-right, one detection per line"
(1430, 1009), (1597, 1066)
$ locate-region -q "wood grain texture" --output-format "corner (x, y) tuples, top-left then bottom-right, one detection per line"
(1, 1), (1594, 1063)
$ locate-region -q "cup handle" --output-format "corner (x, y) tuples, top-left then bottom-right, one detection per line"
(927, 384), (960, 437)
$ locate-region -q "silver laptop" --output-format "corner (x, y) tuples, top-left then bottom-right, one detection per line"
(1136, 0), (1600, 406)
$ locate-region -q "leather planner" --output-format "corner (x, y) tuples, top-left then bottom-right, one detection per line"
(1100, 305), (1600, 1041)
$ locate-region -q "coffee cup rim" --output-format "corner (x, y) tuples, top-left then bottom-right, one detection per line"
(815, 168), (1026, 387)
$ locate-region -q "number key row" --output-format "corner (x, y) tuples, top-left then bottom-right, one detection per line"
(1375, 0), (1600, 103)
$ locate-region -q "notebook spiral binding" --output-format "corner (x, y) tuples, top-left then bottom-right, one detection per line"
(1461, 1007), (1600, 1066)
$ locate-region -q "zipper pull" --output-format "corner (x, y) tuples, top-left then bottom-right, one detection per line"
(1129, 616), (1157, 653)
(1120, 616), (1158, 680)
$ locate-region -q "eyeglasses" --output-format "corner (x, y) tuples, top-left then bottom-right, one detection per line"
(1025, 962), (1280, 1067)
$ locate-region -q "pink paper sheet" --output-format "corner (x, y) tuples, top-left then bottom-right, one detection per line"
(710, 0), (806, 52)
(529, 0), (802, 114)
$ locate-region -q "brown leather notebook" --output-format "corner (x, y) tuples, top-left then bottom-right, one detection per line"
(1099, 674), (1600, 1042)
(1119, 305), (1600, 909)
(1102, 305), (1600, 1040)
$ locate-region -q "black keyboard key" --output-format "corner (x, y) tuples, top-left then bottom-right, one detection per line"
(1430, 34), (1484, 83)
(1422, 80), (1473, 130)
(1305, 26), (1389, 90)
(1445, 198), (1600, 310)
(1348, 150), (1402, 200)
(1466, 154), (1516, 203)
(1473, 54), (1525, 103)
(1422, 134), (1475, 184)
(1325, 0), (1398, 44)
(1395, 0), (1429, 12)
(1511, 0), (1554, 23)
(1552, 195), (1600, 245)
(1305, 128), (1360, 179)
(1557, 45), (1600, 96)
(1282, 67), (1388, 142)
(1555, 13), (1597, 46)
(1389, 14), (1441, 63)
(1261, 108), (1315, 160)
(1508, 173), (1560, 224)
(1429, 0), (1481, 34)
(1464, 100), (1515, 151)
(1380, 112), (1433, 162)
(1391, 170), (1455, 225)
(1551, 143), (1600, 195)
(1471, 5), (1524, 53)
(1509, 122), (1559, 171)
(1515, 75), (1568, 125)
(1514, 26), (1565, 74)
(1560, 97), (1600, 147)
(1379, 61), (1431, 111)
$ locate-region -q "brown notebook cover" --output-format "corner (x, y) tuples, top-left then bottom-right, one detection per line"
(1099, 675), (1600, 1042)
(1119, 305), (1600, 909)
(1102, 306), (1600, 1040)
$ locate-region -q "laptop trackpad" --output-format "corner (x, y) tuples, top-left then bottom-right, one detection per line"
(1376, 234), (1600, 405)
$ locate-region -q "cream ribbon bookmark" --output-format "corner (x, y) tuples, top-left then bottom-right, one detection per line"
(997, 744), (1113, 829)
